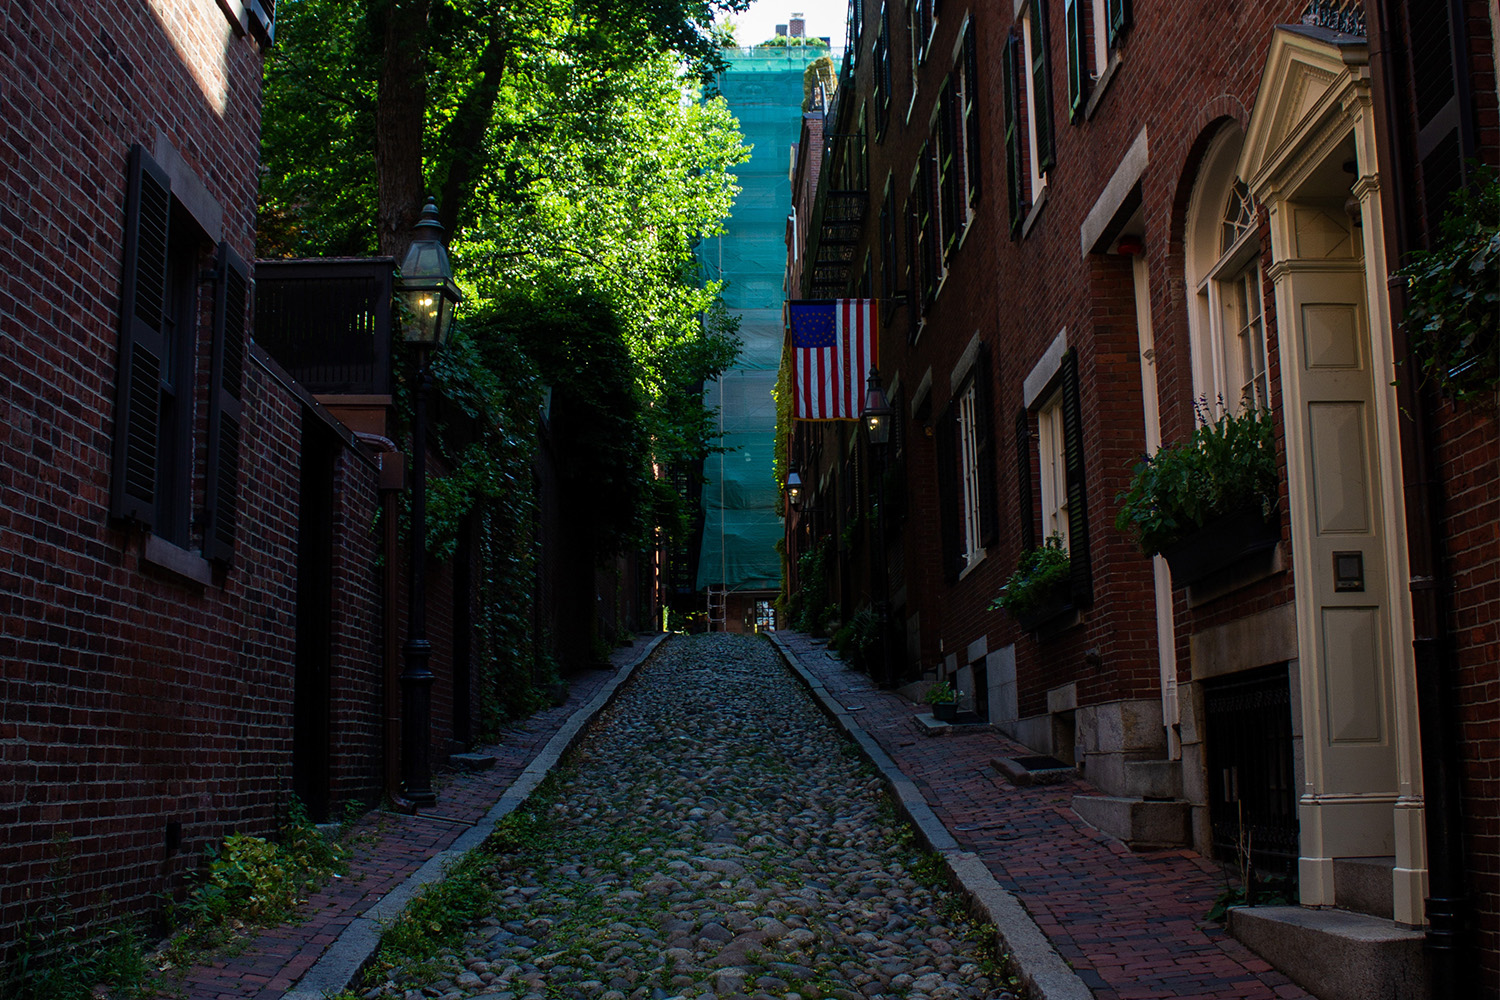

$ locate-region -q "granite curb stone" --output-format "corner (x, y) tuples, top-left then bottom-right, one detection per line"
(281, 633), (669, 1000)
(766, 632), (1094, 1000)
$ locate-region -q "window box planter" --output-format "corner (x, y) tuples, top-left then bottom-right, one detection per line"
(1160, 508), (1280, 588)
(1007, 576), (1075, 631)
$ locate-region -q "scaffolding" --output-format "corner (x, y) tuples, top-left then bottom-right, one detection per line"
(695, 45), (830, 624)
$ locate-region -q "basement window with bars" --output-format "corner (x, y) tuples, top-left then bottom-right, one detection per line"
(112, 144), (249, 568)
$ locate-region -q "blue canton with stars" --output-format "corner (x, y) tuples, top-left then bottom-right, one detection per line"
(790, 302), (836, 349)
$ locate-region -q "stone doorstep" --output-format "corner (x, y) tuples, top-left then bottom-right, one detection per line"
(913, 712), (989, 735)
(991, 755), (1076, 787)
(1227, 905), (1428, 1000)
(1070, 794), (1191, 850)
(1332, 855), (1395, 921)
(447, 752), (498, 773)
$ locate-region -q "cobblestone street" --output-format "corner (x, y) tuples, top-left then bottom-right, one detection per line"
(363, 633), (1015, 1000)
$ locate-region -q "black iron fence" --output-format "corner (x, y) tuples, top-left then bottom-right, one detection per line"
(1203, 663), (1300, 878)
(255, 258), (396, 395)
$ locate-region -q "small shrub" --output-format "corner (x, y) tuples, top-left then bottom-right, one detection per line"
(1397, 163), (1499, 403)
(922, 680), (958, 705)
(1113, 402), (1277, 557)
(991, 535), (1071, 620)
(173, 799), (348, 949)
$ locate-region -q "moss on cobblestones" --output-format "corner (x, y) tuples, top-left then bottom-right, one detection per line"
(361, 634), (1021, 1000)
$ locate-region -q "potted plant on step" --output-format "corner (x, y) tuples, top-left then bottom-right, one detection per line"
(1113, 402), (1279, 588)
(923, 679), (961, 721)
(992, 535), (1073, 631)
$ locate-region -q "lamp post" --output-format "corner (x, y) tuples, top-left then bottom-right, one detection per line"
(862, 367), (892, 686)
(394, 197), (463, 807)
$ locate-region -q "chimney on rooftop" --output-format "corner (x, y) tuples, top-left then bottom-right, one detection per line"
(789, 13), (805, 37)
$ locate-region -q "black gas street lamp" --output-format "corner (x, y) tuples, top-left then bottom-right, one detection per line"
(394, 198), (463, 807)
(862, 367), (893, 685)
(785, 471), (804, 510)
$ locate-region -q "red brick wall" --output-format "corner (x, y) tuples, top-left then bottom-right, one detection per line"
(0, 0), (392, 961)
(326, 445), (387, 808)
(1447, 0), (1500, 980)
(824, 0), (1308, 720)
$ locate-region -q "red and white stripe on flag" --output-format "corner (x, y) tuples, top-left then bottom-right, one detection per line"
(788, 299), (878, 421)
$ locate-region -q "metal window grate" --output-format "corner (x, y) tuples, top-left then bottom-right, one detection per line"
(1203, 664), (1300, 877)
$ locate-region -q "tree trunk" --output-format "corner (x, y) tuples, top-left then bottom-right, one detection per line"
(374, 0), (430, 260)
(436, 34), (511, 238)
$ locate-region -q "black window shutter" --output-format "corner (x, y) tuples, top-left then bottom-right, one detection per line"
(973, 346), (999, 548)
(1003, 32), (1025, 237)
(248, 0), (276, 46)
(962, 21), (981, 207)
(936, 405), (961, 583)
(1059, 349), (1092, 606)
(1014, 407), (1034, 552)
(1106, 0), (1131, 48)
(111, 144), (172, 528)
(1030, 0), (1056, 174)
(905, 197), (921, 341)
(204, 242), (250, 564)
(1065, 0), (1087, 121)
(1405, 0), (1474, 239)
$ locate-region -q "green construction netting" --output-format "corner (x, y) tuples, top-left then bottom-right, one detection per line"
(695, 46), (826, 593)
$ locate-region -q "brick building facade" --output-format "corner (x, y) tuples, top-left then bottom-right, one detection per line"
(0, 0), (486, 966)
(786, 1), (1497, 995)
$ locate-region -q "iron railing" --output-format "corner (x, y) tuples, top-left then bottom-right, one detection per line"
(1203, 664), (1300, 877)
(254, 258), (396, 395)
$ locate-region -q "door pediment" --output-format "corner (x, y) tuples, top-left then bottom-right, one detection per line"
(1238, 25), (1371, 200)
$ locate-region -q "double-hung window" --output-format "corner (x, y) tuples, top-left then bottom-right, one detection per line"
(1065, 0), (1131, 119)
(1006, 0), (1055, 236)
(1035, 389), (1069, 550)
(874, 4), (892, 138)
(1016, 347), (1092, 605)
(1186, 127), (1271, 413)
(112, 144), (249, 566)
(956, 383), (985, 566)
(937, 346), (999, 581)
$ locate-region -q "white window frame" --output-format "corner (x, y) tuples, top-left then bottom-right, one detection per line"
(1020, 6), (1048, 199)
(1090, 0), (1109, 76)
(1036, 388), (1069, 551)
(957, 382), (985, 565)
(1186, 126), (1272, 414)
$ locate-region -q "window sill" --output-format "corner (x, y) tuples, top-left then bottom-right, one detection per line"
(143, 534), (215, 587)
(1021, 184), (1049, 239)
(957, 548), (987, 581)
(1084, 50), (1123, 121)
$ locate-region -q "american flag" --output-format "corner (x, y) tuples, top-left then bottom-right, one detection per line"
(788, 299), (878, 421)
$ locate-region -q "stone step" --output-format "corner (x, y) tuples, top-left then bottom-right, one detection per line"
(1228, 905), (1427, 1000)
(1083, 755), (1181, 799)
(1333, 855), (1395, 920)
(1071, 794), (1190, 850)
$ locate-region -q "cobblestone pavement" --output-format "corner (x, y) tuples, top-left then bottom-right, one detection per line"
(363, 633), (1017, 1000)
(158, 636), (658, 1000)
(774, 632), (1311, 1000)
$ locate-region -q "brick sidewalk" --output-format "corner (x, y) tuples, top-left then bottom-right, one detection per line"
(776, 632), (1311, 1000)
(154, 635), (661, 1000)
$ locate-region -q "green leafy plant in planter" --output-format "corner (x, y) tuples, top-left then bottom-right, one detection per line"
(991, 535), (1072, 630)
(1396, 163), (1499, 404)
(1113, 402), (1278, 580)
(923, 679), (962, 720)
